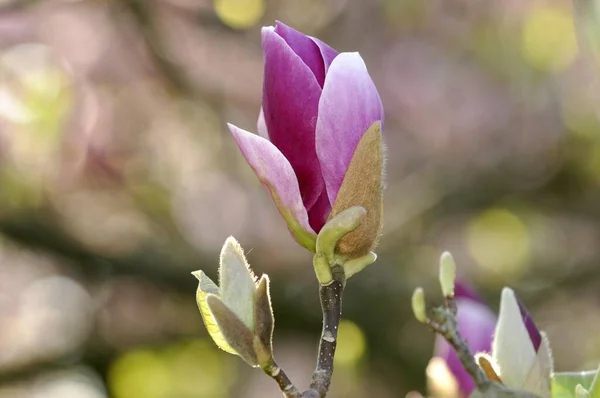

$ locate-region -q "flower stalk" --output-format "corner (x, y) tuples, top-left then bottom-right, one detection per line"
(263, 360), (301, 398)
(308, 268), (345, 397)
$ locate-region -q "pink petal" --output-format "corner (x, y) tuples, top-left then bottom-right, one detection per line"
(228, 123), (315, 238)
(262, 26), (326, 212)
(257, 107), (268, 138)
(316, 52), (384, 205)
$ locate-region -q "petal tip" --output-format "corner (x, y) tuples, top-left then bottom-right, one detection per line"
(227, 123), (254, 142)
(191, 270), (203, 281)
(261, 26), (276, 43)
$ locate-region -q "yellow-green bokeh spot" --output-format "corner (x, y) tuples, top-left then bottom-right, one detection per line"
(467, 208), (531, 279)
(162, 340), (235, 397)
(109, 341), (234, 398)
(334, 320), (366, 367)
(521, 5), (578, 73)
(0, 168), (42, 211)
(109, 349), (171, 398)
(194, 271), (237, 355)
(0, 44), (72, 150)
(213, 0), (265, 30)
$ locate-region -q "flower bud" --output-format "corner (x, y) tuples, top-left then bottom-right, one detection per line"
(412, 287), (428, 323)
(228, 22), (384, 253)
(193, 237), (275, 368)
(492, 288), (552, 396)
(438, 251), (456, 298)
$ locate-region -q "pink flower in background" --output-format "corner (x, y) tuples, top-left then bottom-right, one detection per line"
(228, 21), (384, 252)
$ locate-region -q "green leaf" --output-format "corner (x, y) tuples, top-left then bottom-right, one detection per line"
(192, 270), (237, 355)
(553, 369), (600, 398)
(576, 384), (589, 398)
(219, 236), (257, 330)
(588, 366), (600, 398)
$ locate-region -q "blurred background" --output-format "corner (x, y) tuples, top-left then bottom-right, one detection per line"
(1, 0), (599, 397)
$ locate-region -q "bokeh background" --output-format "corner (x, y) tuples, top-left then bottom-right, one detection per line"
(1, 0), (600, 397)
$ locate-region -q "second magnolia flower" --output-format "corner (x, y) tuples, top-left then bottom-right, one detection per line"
(228, 22), (384, 256)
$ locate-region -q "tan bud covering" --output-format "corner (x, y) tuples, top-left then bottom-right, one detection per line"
(328, 121), (384, 258)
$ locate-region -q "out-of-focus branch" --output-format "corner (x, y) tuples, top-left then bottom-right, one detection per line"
(112, 0), (224, 112)
(0, 0), (40, 13)
(118, 0), (194, 98)
(427, 298), (487, 389)
(0, 211), (205, 288)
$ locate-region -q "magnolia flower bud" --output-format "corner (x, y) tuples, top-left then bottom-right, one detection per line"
(193, 237), (274, 368)
(228, 21), (384, 254)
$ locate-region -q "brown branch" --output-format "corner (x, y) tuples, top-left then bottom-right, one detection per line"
(308, 279), (344, 396)
(298, 265), (345, 398)
(428, 304), (487, 388)
(263, 361), (301, 398)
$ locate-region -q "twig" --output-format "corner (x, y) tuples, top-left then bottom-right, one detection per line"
(302, 268), (345, 398)
(427, 301), (487, 388)
(263, 361), (301, 398)
(262, 272), (345, 398)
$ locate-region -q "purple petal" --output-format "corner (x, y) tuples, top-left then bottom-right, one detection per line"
(262, 26), (326, 212)
(274, 21), (329, 87)
(435, 298), (497, 397)
(228, 123), (315, 237)
(307, 189), (331, 232)
(310, 36), (338, 74)
(316, 52), (384, 205)
(517, 297), (542, 351)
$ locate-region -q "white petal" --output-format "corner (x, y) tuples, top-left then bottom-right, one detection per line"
(523, 332), (553, 397)
(492, 287), (537, 389)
